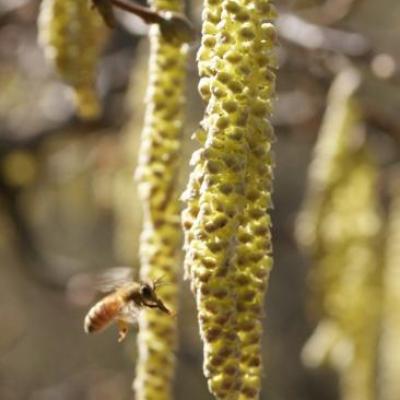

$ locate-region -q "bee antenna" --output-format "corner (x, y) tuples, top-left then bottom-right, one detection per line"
(152, 275), (169, 289)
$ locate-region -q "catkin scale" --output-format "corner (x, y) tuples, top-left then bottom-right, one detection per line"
(38, 0), (106, 119)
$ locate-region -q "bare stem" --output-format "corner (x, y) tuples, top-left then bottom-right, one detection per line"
(110, 0), (162, 24)
(107, 0), (195, 42)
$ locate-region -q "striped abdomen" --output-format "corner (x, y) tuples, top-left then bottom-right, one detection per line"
(84, 295), (124, 334)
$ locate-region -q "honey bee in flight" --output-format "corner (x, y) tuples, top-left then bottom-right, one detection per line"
(84, 269), (170, 342)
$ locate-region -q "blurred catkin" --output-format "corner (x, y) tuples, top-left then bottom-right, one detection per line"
(181, 0), (277, 398)
(380, 175), (400, 400)
(132, 0), (188, 398)
(38, 0), (106, 119)
(297, 69), (382, 400)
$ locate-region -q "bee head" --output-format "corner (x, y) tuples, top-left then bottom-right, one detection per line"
(140, 281), (170, 314)
(139, 283), (153, 300)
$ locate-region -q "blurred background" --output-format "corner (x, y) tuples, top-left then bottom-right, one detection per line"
(0, 0), (399, 399)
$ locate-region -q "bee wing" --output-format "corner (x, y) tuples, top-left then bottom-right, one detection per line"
(117, 302), (140, 325)
(66, 267), (134, 306)
(95, 267), (134, 293)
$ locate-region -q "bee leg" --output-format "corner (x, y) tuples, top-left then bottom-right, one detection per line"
(143, 303), (158, 308)
(144, 300), (171, 314)
(117, 320), (129, 342)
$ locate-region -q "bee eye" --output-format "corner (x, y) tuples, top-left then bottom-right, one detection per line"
(140, 285), (152, 299)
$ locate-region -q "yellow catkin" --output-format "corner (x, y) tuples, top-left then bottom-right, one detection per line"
(380, 176), (400, 400)
(38, 0), (106, 119)
(132, 0), (187, 398)
(181, 0), (223, 283)
(182, 0), (277, 398)
(234, 4), (277, 399)
(297, 69), (382, 400)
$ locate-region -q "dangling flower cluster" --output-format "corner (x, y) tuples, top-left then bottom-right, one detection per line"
(38, 0), (107, 119)
(380, 176), (400, 400)
(182, 0), (277, 398)
(297, 69), (382, 400)
(132, 0), (188, 398)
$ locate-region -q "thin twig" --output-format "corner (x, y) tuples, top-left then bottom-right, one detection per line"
(110, 0), (166, 24)
(108, 0), (196, 42)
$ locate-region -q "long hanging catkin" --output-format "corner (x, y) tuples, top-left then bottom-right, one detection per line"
(379, 175), (400, 400)
(132, 0), (188, 398)
(298, 69), (382, 400)
(38, 0), (106, 119)
(182, 0), (277, 398)
(181, 0), (223, 283)
(234, 4), (277, 398)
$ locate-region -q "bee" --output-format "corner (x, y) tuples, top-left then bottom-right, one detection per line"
(84, 272), (170, 342)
